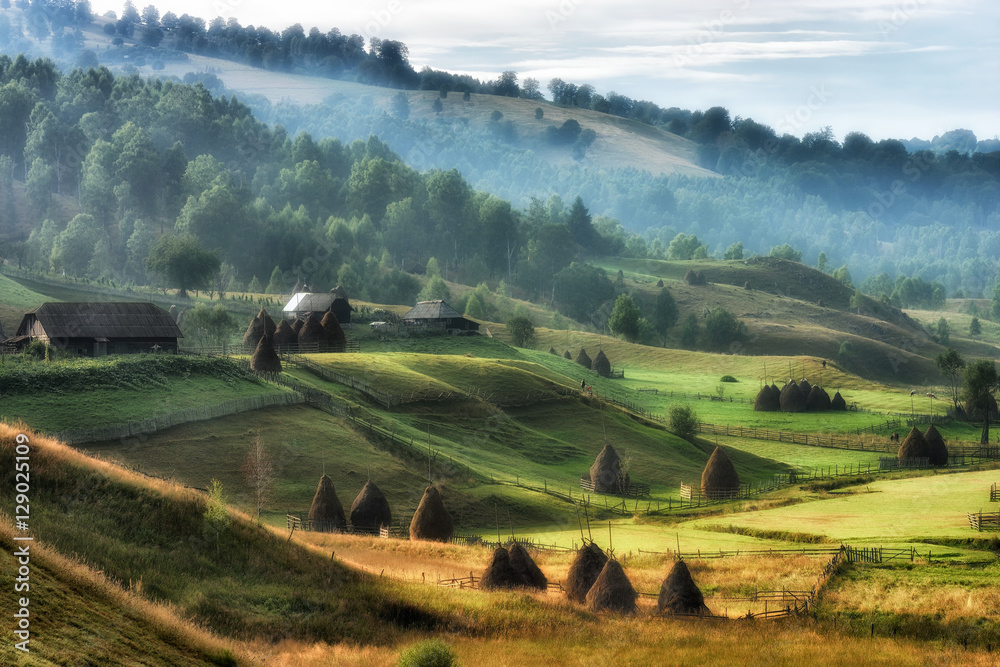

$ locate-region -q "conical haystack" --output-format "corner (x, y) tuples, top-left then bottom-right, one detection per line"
(831, 391), (847, 410)
(349, 480), (392, 533)
(575, 348), (592, 368)
(307, 474), (346, 532)
(566, 543), (608, 604)
(250, 335), (282, 373)
(409, 486), (453, 542)
(589, 443), (629, 494)
(480, 547), (523, 590)
(779, 381), (806, 412)
(242, 315), (265, 349)
(897, 427), (931, 461)
(548, 347), (558, 355)
(657, 560), (709, 615)
(591, 349), (611, 377)
(656, 279), (664, 287)
(806, 385), (831, 412)
(563, 350), (572, 360)
(754, 384), (780, 412)
(291, 318), (304, 335)
(798, 379), (812, 395)
(701, 446), (740, 499)
(272, 319), (295, 350)
(297, 313), (325, 345)
(320, 311), (347, 350)
(585, 559), (637, 614)
(509, 543), (547, 590)
(257, 308), (276, 339)
(923, 425), (949, 467)
(683, 269), (698, 285)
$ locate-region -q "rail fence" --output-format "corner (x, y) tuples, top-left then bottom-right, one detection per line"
(992, 483), (1000, 502)
(637, 546), (842, 560)
(968, 511), (1000, 531)
(51, 392), (304, 444)
(579, 477), (651, 498)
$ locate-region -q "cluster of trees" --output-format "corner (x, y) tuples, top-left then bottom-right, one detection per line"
(859, 273), (947, 310)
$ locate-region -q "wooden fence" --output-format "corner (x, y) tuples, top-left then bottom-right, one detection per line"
(992, 483), (1000, 502)
(52, 392), (304, 444)
(638, 546), (842, 560)
(968, 511), (1000, 531)
(878, 457), (929, 470)
(579, 477), (651, 498)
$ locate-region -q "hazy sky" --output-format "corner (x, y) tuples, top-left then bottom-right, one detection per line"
(90, 0), (998, 141)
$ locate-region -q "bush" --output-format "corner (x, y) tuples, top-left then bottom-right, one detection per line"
(506, 316), (535, 347)
(720, 375), (738, 382)
(669, 405), (698, 441)
(397, 639), (458, 667)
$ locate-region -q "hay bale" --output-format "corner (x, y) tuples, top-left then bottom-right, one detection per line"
(589, 442), (629, 494)
(592, 350), (611, 377)
(509, 543), (547, 590)
(575, 348), (592, 369)
(779, 381), (806, 413)
(657, 560), (709, 615)
(250, 335), (282, 373)
(409, 486), (453, 542)
(272, 319), (295, 350)
(307, 474), (346, 532)
(320, 311), (347, 350)
(754, 384), (780, 412)
(566, 543), (608, 603)
(297, 313), (325, 345)
(897, 427), (932, 461)
(349, 480), (392, 533)
(563, 350), (572, 360)
(806, 385), (831, 412)
(656, 279), (664, 287)
(548, 347), (558, 355)
(480, 547), (523, 590)
(831, 391), (847, 411)
(585, 559), (637, 615)
(923, 425), (949, 466)
(701, 446), (740, 499)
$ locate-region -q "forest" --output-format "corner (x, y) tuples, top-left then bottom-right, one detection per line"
(0, 0), (998, 310)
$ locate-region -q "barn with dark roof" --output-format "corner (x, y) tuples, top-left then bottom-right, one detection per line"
(9, 302), (182, 356)
(401, 300), (480, 333)
(283, 286), (355, 324)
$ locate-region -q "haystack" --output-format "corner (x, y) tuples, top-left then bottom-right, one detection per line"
(798, 379), (812, 396)
(683, 269), (699, 285)
(257, 308), (276, 339)
(480, 547), (523, 590)
(592, 349), (611, 377)
(320, 311), (347, 350)
(242, 315), (265, 349)
(656, 279), (664, 287)
(250, 335), (282, 373)
(923, 425), (949, 466)
(701, 446), (740, 499)
(509, 543), (547, 590)
(831, 391), (847, 411)
(272, 319), (295, 350)
(566, 543), (608, 603)
(897, 427), (931, 461)
(754, 384), (780, 412)
(806, 385), (831, 412)
(409, 486), (453, 542)
(291, 318), (304, 335)
(589, 442), (629, 494)
(349, 480), (392, 533)
(657, 560), (709, 615)
(779, 381), (806, 413)
(585, 559), (637, 614)
(563, 350), (572, 360)
(307, 474), (346, 532)
(548, 347), (558, 355)
(575, 348), (592, 369)
(297, 313), (325, 345)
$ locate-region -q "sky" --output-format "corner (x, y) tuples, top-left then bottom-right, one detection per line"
(88, 0), (998, 142)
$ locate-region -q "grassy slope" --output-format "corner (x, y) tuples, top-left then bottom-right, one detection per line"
(0, 273), (51, 335)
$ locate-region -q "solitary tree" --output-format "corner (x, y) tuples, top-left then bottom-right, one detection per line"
(936, 348), (966, 412)
(970, 317), (982, 337)
(669, 405), (698, 441)
(963, 359), (999, 444)
(145, 235), (221, 297)
(241, 430), (274, 525)
(608, 293), (641, 342)
(652, 287), (679, 345)
(506, 316), (535, 347)
(704, 307), (742, 351)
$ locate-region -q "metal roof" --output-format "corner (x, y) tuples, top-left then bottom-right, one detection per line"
(283, 291), (354, 313)
(401, 300), (464, 320)
(17, 302), (183, 339)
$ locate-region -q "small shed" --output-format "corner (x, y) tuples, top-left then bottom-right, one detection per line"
(11, 302), (182, 356)
(401, 300), (480, 333)
(283, 287), (355, 324)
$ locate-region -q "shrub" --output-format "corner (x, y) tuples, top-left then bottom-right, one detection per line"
(506, 316), (535, 347)
(397, 639), (458, 667)
(720, 375), (738, 382)
(669, 405), (698, 441)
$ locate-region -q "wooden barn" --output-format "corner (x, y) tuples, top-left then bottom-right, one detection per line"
(283, 286), (354, 324)
(9, 302), (182, 356)
(401, 300), (480, 333)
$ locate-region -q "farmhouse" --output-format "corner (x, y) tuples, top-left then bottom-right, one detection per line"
(401, 300), (480, 333)
(7, 302), (182, 356)
(283, 286), (355, 324)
